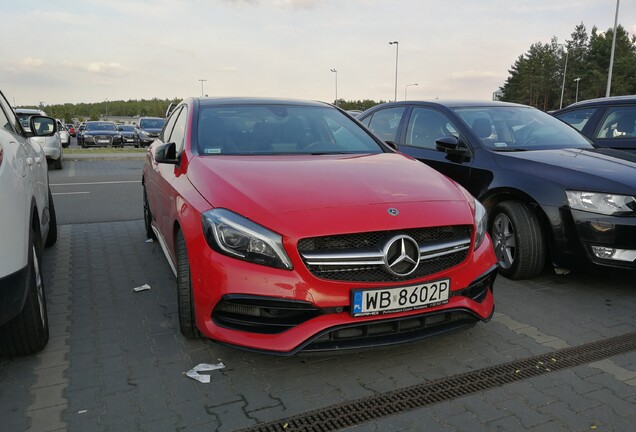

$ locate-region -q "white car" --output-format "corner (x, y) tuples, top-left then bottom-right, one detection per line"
(0, 91), (58, 356)
(56, 119), (70, 148)
(14, 108), (63, 170)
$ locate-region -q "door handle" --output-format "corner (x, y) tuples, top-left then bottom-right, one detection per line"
(26, 157), (34, 166)
(35, 157), (42, 164)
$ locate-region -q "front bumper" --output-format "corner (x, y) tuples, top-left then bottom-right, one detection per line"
(189, 232), (497, 355)
(571, 209), (636, 269)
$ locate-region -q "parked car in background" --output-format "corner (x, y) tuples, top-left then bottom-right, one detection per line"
(76, 122), (86, 145)
(116, 124), (139, 147)
(81, 121), (123, 148)
(15, 108), (63, 170)
(1, 90), (57, 356)
(137, 116), (166, 146)
(552, 95), (636, 154)
(65, 123), (75, 137)
(359, 100), (636, 279)
(56, 119), (70, 148)
(142, 97), (497, 355)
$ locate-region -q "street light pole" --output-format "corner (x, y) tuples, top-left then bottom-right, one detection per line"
(404, 83), (418, 100)
(198, 79), (207, 97)
(606, 0), (620, 97)
(389, 41), (399, 102)
(574, 77), (581, 103)
(330, 69), (338, 106)
(559, 46), (569, 109)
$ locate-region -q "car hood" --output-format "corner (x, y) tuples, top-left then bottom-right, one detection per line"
(140, 128), (162, 134)
(493, 148), (636, 193)
(187, 153), (473, 234)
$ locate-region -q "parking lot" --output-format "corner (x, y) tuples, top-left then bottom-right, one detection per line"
(1, 158), (635, 432)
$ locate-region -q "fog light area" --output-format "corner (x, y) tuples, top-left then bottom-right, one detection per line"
(591, 246), (636, 262)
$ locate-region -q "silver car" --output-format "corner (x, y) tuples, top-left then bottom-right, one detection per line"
(56, 119), (70, 148)
(14, 108), (63, 170)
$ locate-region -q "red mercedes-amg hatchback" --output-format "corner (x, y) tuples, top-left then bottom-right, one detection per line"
(142, 97), (497, 355)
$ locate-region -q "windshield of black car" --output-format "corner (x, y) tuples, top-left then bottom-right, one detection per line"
(196, 105), (383, 155)
(453, 106), (593, 151)
(139, 119), (165, 129)
(86, 122), (116, 132)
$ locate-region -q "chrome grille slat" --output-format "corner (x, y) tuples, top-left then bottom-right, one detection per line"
(298, 226), (472, 282)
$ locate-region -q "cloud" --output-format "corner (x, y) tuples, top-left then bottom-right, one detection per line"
(450, 70), (503, 80)
(86, 62), (129, 76)
(272, 0), (324, 9)
(215, 66), (238, 72)
(32, 9), (78, 24)
(21, 58), (44, 68)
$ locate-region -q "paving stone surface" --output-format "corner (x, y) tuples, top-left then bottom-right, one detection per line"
(1, 219), (634, 431)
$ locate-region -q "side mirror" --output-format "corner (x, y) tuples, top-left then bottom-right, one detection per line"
(435, 136), (469, 156)
(154, 142), (179, 164)
(29, 116), (57, 137)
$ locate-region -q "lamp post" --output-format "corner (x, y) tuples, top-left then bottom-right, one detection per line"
(389, 41), (399, 102)
(198, 79), (207, 97)
(404, 83), (418, 100)
(330, 68), (338, 106)
(574, 77), (581, 103)
(559, 45), (569, 109)
(606, 0), (620, 97)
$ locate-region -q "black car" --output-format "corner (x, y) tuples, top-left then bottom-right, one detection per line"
(552, 95), (636, 154)
(137, 117), (166, 146)
(81, 121), (123, 148)
(117, 124), (139, 147)
(359, 100), (636, 279)
(76, 122), (86, 145)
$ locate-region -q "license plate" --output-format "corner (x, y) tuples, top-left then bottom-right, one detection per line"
(98, 139), (109, 144)
(351, 279), (450, 317)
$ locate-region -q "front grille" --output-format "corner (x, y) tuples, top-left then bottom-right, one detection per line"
(298, 226), (472, 282)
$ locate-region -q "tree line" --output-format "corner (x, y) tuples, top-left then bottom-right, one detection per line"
(500, 23), (636, 111)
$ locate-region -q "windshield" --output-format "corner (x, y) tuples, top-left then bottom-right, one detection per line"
(86, 122), (117, 132)
(453, 106), (593, 151)
(197, 105), (383, 155)
(118, 125), (135, 131)
(139, 118), (166, 129)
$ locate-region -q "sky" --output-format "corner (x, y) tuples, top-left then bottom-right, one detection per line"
(2, 0), (635, 107)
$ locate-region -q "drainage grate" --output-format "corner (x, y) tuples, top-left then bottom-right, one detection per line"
(238, 332), (636, 432)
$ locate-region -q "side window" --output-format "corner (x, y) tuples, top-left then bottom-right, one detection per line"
(554, 107), (597, 132)
(595, 107), (636, 139)
(169, 107), (188, 153)
(0, 94), (17, 133)
(159, 107), (181, 142)
(405, 107), (459, 149)
(367, 107), (405, 143)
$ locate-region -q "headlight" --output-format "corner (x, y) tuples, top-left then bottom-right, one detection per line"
(139, 130), (149, 136)
(566, 191), (636, 216)
(473, 200), (488, 250)
(201, 209), (293, 270)
(455, 183), (488, 250)
(84, 134), (94, 140)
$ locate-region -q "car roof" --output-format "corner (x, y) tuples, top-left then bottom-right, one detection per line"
(558, 95), (636, 110)
(15, 108), (46, 115)
(196, 97), (331, 108)
(367, 100), (531, 110)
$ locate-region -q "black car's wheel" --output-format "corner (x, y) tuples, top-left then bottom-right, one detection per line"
(143, 186), (157, 241)
(490, 201), (545, 280)
(0, 225), (49, 357)
(176, 230), (199, 339)
(45, 188), (57, 247)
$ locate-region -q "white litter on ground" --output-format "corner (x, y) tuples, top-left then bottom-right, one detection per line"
(132, 283), (151, 292)
(185, 362), (225, 383)
(145, 238), (154, 243)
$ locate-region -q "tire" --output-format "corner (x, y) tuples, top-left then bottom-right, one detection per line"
(489, 200), (545, 280)
(45, 189), (58, 247)
(53, 155), (62, 170)
(143, 186), (157, 240)
(0, 225), (49, 356)
(176, 231), (199, 339)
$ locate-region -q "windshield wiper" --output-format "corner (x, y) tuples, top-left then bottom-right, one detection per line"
(491, 148), (528, 152)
